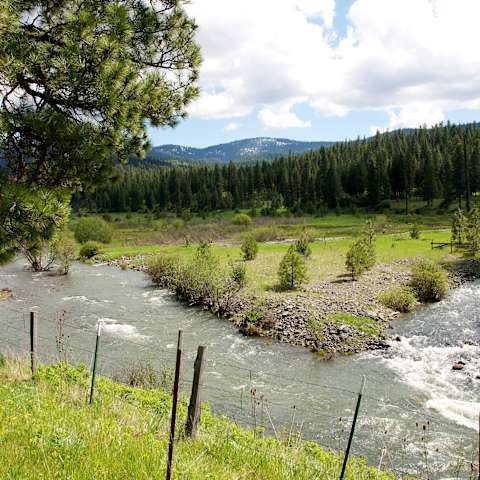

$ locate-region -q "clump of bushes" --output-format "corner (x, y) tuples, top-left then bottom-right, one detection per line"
(378, 286), (417, 313)
(147, 242), (247, 315)
(239, 307), (273, 336)
(241, 234), (258, 261)
(50, 235), (76, 274)
(79, 241), (104, 259)
(147, 254), (182, 289)
(278, 245), (308, 290)
(73, 216), (113, 244)
(229, 262), (247, 288)
(409, 259), (448, 302)
(254, 226), (282, 243)
(232, 213), (252, 226)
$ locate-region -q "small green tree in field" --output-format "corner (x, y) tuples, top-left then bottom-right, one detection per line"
(241, 234), (258, 261)
(409, 224), (420, 239)
(278, 245), (308, 290)
(451, 208), (467, 245)
(345, 237), (376, 280)
(466, 207), (480, 256)
(364, 219), (376, 244)
(295, 230), (312, 257)
(73, 217), (113, 244)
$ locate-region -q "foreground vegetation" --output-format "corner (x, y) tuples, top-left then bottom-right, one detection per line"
(0, 357), (394, 480)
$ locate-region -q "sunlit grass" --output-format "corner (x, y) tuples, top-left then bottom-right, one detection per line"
(0, 358), (395, 480)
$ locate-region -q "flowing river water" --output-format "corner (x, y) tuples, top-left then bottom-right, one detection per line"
(0, 258), (479, 478)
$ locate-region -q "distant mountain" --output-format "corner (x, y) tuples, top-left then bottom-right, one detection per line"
(144, 137), (335, 164)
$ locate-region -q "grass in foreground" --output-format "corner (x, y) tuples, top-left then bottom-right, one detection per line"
(0, 357), (395, 480)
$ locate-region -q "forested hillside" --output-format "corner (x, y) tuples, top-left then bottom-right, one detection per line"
(73, 123), (480, 214)
(142, 137), (334, 164)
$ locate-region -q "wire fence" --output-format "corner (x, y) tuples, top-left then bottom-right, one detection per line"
(1, 311), (479, 480)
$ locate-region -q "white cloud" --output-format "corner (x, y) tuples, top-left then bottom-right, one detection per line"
(370, 103), (445, 135)
(224, 122), (240, 132)
(186, 0), (480, 130)
(259, 101), (312, 128)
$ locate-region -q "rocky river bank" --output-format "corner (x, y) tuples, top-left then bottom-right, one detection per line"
(100, 255), (480, 356)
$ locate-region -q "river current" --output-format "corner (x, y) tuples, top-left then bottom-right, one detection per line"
(0, 259), (478, 478)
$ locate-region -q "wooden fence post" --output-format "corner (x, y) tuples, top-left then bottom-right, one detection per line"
(339, 376), (366, 480)
(185, 345), (207, 438)
(88, 321), (102, 404)
(166, 330), (183, 480)
(30, 311), (38, 378)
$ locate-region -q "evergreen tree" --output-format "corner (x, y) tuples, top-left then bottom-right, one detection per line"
(278, 245), (308, 290)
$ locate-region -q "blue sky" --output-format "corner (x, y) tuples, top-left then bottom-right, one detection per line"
(149, 0), (480, 148)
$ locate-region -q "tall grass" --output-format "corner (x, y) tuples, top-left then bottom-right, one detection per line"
(0, 357), (394, 480)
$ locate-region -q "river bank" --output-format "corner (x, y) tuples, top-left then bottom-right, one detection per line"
(99, 253), (480, 356)
(1, 258), (478, 478)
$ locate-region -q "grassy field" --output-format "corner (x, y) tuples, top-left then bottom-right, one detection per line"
(98, 229), (454, 295)
(72, 200), (457, 249)
(0, 357), (394, 480)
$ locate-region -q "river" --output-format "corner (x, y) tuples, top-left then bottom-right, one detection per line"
(0, 258), (478, 479)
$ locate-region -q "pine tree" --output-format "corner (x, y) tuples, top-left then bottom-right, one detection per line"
(278, 245), (308, 290)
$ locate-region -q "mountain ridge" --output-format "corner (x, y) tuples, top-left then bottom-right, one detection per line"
(145, 137), (335, 164)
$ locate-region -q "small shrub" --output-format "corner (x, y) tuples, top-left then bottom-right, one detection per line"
(147, 255), (181, 288)
(241, 234), (258, 261)
(409, 224), (420, 239)
(171, 218), (184, 229)
(278, 245), (308, 290)
(409, 259), (448, 302)
(345, 237), (376, 279)
(79, 241), (104, 259)
(233, 213), (252, 226)
(73, 217), (113, 244)
(254, 226), (282, 242)
(50, 234), (76, 274)
(240, 308), (272, 336)
(295, 230), (312, 257)
(378, 286), (417, 313)
(230, 263), (247, 288)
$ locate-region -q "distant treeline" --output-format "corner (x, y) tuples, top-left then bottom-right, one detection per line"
(73, 123), (480, 215)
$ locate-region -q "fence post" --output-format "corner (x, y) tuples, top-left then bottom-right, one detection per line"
(185, 345), (207, 438)
(339, 376), (366, 480)
(477, 412), (480, 480)
(88, 321), (102, 404)
(30, 311), (38, 378)
(166, 330), (183, 480)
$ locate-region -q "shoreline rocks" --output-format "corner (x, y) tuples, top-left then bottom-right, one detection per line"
(98, 255), (480, 357)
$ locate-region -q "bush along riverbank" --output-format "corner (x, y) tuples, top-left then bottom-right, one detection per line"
(100, 243), (480, 357)
(0, 357), (395, 480)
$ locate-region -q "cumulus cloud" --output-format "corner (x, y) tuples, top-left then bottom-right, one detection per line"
(259, 101), (312, 129)
(224, 122), (240, 131)
(370, 103), (445, 135)
(186, 0), (480, 130)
